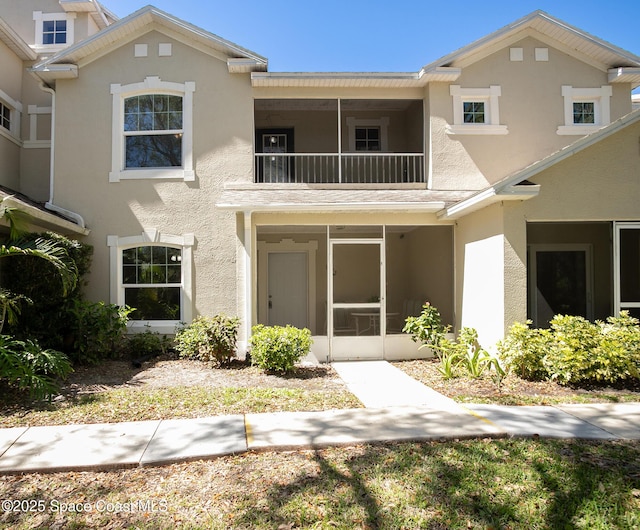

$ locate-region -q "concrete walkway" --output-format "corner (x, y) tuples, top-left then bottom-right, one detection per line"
(0, 361), (639, 474)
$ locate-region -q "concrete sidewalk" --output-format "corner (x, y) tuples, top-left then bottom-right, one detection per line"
(0, 361), (639, 474)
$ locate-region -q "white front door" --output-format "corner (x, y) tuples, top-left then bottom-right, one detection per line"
(330, 238), (384, 361)
(268, 252), (308, 329)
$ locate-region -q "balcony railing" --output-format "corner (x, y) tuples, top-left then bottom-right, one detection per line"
(255, 153), (425, 184)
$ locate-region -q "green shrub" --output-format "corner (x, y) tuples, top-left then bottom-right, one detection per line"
(497, 321), (552, 381)
(175, 315), (240, 365)
(0, 334), (73, 400)
(127, 328), (173, 361)
(499, 312), (640, 386)
(249, 325), (312, 373)
(66, 301), (133, 365)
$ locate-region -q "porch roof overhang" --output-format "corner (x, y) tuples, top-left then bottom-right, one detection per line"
(439, 108), (640, 220)
(0, 187), (90, 236)
(216, 187), (473, 214)
(250, 66), (461, 88)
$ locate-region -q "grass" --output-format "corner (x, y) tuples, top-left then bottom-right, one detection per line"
(1, 358), (640, 527)
(0, 386), (362, 427)
(1, 439), (639, 529)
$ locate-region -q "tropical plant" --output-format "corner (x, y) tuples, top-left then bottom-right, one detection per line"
(0, 198), (81, 338)
(0, 289), (31, 334)
(0, 334), (73, 401)
(403, 302), (450, 349)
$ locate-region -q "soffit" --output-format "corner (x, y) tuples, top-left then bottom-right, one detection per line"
(251, 67), (461, 88)
(255, 99), (419, 112)
(0, 18), (38, 61)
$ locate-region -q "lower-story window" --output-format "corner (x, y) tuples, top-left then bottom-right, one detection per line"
(123, 245), (182, 320)
(108, 230), (194, 332)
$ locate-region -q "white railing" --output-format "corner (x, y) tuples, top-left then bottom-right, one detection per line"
(255, 153), (425, 184)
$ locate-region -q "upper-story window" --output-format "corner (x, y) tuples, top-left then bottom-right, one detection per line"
(124, 94), (183, 168)
(0, 90), (22, 143)
(110, 77), (196, 182)
(33, 12), (75, 50)
(43, 19), (67, 45)
(447, 85), (508, 135)
(558, 85), (612, 135)
(463, 102), (486, 124)
(355, 126), (381, 151)
(0, 102), (10, 131)
(347, 117), (389, 151)
(573, 102), (595, 124)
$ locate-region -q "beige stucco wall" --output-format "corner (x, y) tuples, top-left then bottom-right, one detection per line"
(52, 31), (254, 323)
(455, 203), (511, 349)
(0, 0), (59, 44)
(520, 119), (640, 221)
(0, 0), (97, 47)
(0, 39), (24, 190)
(429, 36), (633, 191)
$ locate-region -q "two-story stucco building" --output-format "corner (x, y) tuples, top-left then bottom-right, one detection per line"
(2, 1), (640, 361)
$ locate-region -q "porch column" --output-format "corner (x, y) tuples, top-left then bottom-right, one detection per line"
(337, 98), (342, 183)
(242, 210), (253, 356)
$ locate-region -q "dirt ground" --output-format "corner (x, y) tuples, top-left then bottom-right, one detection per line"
(62, 353), (640, 404)
(61, 353), (350, 396)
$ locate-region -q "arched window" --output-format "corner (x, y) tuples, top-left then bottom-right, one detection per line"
(108, 231), (194, 333)
(122, 245), (182, 321)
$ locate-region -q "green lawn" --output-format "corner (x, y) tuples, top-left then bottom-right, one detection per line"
(0, 386), (362, 427)
(1, 439), (639, 529)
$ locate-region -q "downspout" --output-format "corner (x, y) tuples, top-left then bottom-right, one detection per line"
(39, 83), (87, 228)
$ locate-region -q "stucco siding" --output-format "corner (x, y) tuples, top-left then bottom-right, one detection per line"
(455, 203), (506, 349)
(430, 36), (631, 190)
(521, 120), (640, 221)
(52, 30), (255, 320)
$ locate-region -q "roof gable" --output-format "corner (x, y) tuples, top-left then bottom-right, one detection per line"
(422, 11), (640, 77)
(31, 5), (267, 80)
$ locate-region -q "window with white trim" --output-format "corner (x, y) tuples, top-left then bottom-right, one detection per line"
(0, 102), (10, 132)
(108, 231), (194, 333)
(557, 85), (612, 135)
(110, 77), (195, 182)
(0, 90), (22, 142)
(346, 117), (389, 151)
(33, 11), (75, 50)
(124, 94), (183, 168)
(355, 126), (381, 151)
(447, 85), (508, 135)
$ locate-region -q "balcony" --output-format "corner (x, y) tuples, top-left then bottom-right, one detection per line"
(255, 153), (424, 184)
(255, 99), (425, 185)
